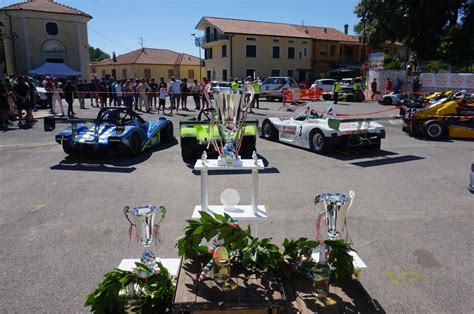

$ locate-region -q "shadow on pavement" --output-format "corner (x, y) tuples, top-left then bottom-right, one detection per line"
(350, 155), (425, 168)
(50, 138), (178, 172)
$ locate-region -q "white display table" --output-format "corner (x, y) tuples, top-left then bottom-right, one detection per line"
(194, 158), (267, 236)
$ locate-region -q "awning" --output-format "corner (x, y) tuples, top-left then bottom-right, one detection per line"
(29, 62), (82, 77)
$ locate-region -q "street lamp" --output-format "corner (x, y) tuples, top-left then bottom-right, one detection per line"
(191, 33), (202, 81)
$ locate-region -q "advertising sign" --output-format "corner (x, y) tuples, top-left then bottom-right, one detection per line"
(419, 73), (474, 89)
(368, 52), (384, 70)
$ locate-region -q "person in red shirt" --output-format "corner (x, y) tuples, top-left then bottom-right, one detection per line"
(385, 78), (393, 93)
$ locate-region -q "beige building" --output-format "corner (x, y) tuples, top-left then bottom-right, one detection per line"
(195, 17), (405, 81)
(94, 48), (205, 81)
(0, 0), (91, 77)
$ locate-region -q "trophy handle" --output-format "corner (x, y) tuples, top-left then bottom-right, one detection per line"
(348, 191), (355, 211)
(123, 206), (134, 225)
(156, 205), (166, 225)
(314, 194), (321, 205)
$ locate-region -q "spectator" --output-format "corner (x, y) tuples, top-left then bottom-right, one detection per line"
(123, 78), (134, 110)
(150, 78), (158, 110)
(44, 76), (54, 113)
(63, 80), (77, 117)
(89, 75), (100, 107)
(385, 78), (392, 94)
(98, 79), (108, 108)
(169, 76), (182, 112)
(180, 78), (189, 111)
(191, 79), (201, 110)
(371, 78), (378, 100)
(394, 78), (403, 94)
(202, 78), (211, 109)
(115, 79), (123, 106)
(158, 87), (167, 114)
(332, 80), (341, 105)
(0, 79), (11, 127)
(412, 77), (421, 94)
(76, 79), (88, 109)
(52, 78), (64, 116)
(137, 79), (151, 112)
(133, 79), (139, 110)
(13, 76), (31, 125)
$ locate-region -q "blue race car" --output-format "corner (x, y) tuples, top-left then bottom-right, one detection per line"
(44, 107), (174, 156)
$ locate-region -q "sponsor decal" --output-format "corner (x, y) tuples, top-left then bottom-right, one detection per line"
(435, 73), (448, 86)
(281, 125), (296, 136)
(450, 74), (463, 87)
(466, 75), (474, 88)
(420, 74), (433, 86)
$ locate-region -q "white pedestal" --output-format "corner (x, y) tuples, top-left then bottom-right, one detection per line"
(194, 159), (265, 170)
(118, 258), (181, 278)
(192, 205), (267, 219)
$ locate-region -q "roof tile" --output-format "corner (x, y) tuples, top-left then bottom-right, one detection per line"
(96, 48), (201, 66)
(2, 0), (91, 18)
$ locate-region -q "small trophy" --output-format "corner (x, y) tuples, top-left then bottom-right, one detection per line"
(314, 191), (354, 242)
(124, 204), (166, 278)
(210, 84), (254, 166)
(213, 246), (231, 289)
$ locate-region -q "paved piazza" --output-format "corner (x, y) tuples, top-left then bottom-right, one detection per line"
(0, 99), (472, 312)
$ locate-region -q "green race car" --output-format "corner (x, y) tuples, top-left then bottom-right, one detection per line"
(180, 116), (258, 161)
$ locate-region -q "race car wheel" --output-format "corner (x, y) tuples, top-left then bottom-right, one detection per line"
(62, 141), (77, 156)
(161, 122), (174, 143)
(422, 120), (445, 140)
(181, 137), (198, 161)
(309, 130), (334, 154)
(239, 136), (256, 158)
(261, 119), (278, 141)
(383, 97), (392, 105)
(346, 95), (354, 102)
(128, 132), (142, 157)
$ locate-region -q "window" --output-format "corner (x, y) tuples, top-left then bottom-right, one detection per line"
(303, 47), (307, 56)
(298, 51), (302, 59)
(206, 70), (211, 80)
(45, 22), (58, 36)
(302, 41), (308, 44)
(246, 45), (257, 58)
(205, 48), (213, 59)
(272, 46), (280, 58)
(111, 69), (116, 78)
(288, 47), (295, 59)
(246, 37), (256, 41)
(330, 45), (336, 56)
(287, 70), (294, 78)
(271, 69), (280, 76)
(273, 39), (280, 43)
(222, 69), (228, 81)
(188, 69), (195, 79)
(144, 68), (151, 79)
(101, 70), (106, 77)
(168, 69), (174, 78)
(221, 45), (227, 57)
(122, 69), (127, 79)
(288, 40), (295, 44)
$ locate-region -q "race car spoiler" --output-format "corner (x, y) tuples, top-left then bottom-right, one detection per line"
(44, 116), (118, 132)
(327, 116), (401, 130)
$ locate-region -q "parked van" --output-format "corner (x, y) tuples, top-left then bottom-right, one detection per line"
(261, 77), (298, 101)
(341, 77), (362, 88)
(310, 79), (337, 92)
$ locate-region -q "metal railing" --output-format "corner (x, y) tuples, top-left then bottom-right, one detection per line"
(194, 34), (230, 46)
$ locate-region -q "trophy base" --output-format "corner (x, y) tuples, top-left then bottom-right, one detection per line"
(217, 156), (243, 167)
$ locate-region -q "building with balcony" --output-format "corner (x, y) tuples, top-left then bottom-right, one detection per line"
(93, 47), (204, 81)
(0, 0), (91, 77)
(195, 17), (405, 81)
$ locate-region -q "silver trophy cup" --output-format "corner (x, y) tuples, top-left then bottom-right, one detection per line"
(211, 84), (254, 165)
(124, 204), (166, 278)
(315, 191), (354, 242)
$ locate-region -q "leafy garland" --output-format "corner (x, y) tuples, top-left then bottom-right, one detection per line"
(177, 212), (354, 280)
(84, 262), (175, 313)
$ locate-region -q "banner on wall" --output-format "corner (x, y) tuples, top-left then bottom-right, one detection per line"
(368, 52), (384, 70)
(419, 73), (474, 89)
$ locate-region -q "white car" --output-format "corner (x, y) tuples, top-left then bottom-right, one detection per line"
(469, 163), (474, 192)
(260, 106), (386, 154)
(260, 77), (298, 101)
(310, 79), (336, 92)
(379, 92), (402, 105)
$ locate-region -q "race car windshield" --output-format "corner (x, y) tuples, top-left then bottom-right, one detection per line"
(99, 109), (121, 122)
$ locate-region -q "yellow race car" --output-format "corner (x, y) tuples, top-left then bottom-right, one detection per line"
(402, 91), (474, 140)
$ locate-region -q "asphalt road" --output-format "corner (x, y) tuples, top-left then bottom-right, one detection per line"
(0, 99), (473, 313)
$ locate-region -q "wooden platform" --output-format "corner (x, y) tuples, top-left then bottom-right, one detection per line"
(173, 259), (286, 313)
(282, 273), (384, 313)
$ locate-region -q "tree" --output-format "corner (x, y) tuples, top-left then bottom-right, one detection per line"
(354, 0), (473, 64)
(89, 46), (110, 62)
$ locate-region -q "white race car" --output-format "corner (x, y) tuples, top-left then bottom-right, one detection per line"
(261, 107), (387, 154)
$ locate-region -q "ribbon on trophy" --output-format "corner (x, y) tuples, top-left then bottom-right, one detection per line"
(198, 216), (241, 281)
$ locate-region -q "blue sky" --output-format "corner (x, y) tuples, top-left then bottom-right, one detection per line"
(13, 0), (361, 57)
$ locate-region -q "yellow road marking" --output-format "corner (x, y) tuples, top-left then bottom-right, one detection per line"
(31, 204), (46, 213)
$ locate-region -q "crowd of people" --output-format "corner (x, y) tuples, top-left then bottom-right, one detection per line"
(0, 75), (39, 127)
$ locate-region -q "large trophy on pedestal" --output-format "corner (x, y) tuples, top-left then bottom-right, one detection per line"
(314, 191), (354, 242)
(123, 204), (166, 278)
(210, 84), (255, 166)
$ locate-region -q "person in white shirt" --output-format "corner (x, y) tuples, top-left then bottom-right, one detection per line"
(158, 87), (167, 114)
(137, 79), (151, 112)
(191, 79), (202, 110)
(52, 78), (64, 116)
(169, 77), (181, 112)
(115, 81), (123, 106)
